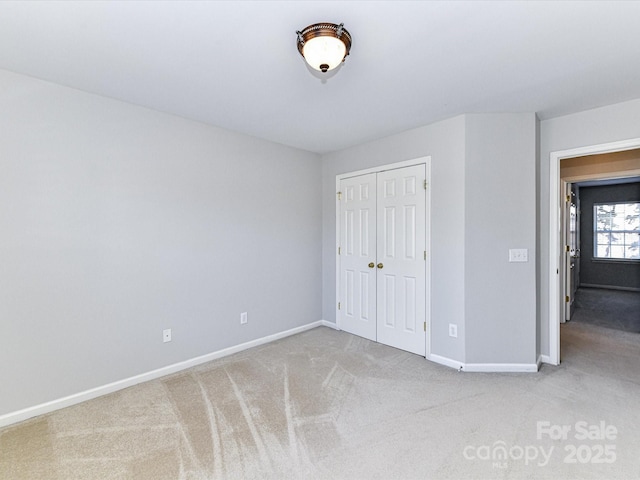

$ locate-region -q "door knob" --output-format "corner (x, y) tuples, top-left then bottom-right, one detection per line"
(377, 263), (384, 269)
(368, 262), (375, 268)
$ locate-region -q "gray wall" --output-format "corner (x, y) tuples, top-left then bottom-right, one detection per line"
(322, 113), (537, 366)
(0, 70), (322, 417)
(322, 116), (467, 362)
(464, 114), (537, 364)
(578, 182), (640, 289)
(538, 98), (640, 358)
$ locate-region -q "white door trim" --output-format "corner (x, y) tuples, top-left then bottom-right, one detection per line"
(548, 138), (640, 365)
(336, 157), (431, 357)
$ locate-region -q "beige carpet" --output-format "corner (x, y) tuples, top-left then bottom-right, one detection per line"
(1, 324), (639, 479)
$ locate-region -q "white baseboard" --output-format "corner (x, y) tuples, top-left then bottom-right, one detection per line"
(429, 353), (538, 372)
(580, 283), (640, 292)
(462, 362), (539, 373)
(0, 320), (328, 429)
(539, 354), (553, 365)
(319, 319), (339, 330)
(429, 353), (464, 371)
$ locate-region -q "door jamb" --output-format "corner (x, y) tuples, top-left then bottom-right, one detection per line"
(548, 138), (640, 365)
(336, 157), (432, 357)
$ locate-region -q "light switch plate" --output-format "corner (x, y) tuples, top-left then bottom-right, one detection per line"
(509, 248), (528, 262)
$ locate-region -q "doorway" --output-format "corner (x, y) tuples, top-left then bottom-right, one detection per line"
(548, 140), (640, 365)
(566, 177), (640, 332)
(336, 158), (431, 356)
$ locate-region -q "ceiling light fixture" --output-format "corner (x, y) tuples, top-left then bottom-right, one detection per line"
(296, 23), (352, 73)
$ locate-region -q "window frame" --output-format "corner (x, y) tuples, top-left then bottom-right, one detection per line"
(593, 201), (640, 261)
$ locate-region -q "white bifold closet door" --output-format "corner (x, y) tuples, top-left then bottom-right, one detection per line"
(339, 164), (426, 356)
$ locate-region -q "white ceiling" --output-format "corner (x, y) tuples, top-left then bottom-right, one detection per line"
(1, 1), (640, 154)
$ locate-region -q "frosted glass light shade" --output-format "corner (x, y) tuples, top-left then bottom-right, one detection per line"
(296, 23), (352, 73)
(302, 36), (347, 72)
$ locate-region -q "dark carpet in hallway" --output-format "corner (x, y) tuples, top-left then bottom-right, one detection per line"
(571, 287), (640, 333)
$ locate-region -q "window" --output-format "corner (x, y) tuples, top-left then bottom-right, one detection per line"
(594, 202), (640, 259)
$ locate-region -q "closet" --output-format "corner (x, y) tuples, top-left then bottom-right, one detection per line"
(338, 162), (429, 355)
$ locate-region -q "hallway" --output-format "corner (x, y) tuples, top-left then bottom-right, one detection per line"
(571, 287), (640, 333)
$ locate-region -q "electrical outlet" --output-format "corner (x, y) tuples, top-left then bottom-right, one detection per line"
(240, 312), (248, 325)
(163, 328), (172, 343)
(449, 324), (458, 338)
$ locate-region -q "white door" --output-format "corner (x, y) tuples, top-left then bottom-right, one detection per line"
(338, 164), (427, 356)
(376, 165), (426, 355)
(339, 173), (377, 341)
(564, 184), (577, 321)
